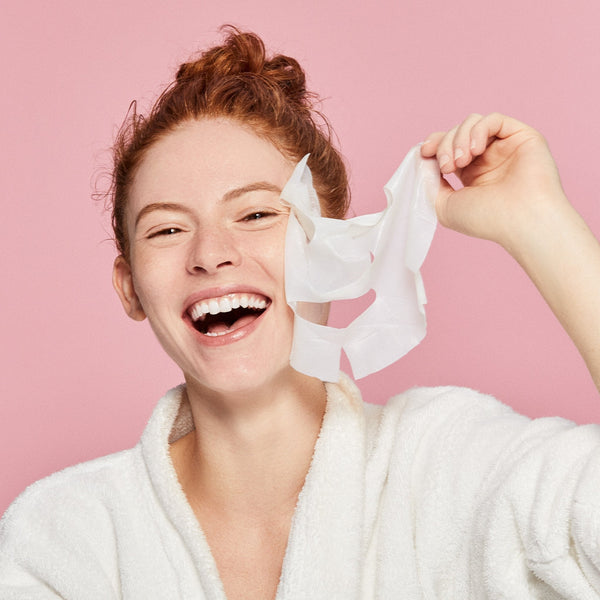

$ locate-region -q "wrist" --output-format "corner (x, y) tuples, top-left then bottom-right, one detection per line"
(499, 192), (576, 265)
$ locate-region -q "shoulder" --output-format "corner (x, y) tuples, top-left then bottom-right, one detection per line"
(382, 384), (596, 446)
(366, 385), (518, 443)
(2, 446), (141, 533)
(387, 384), (511, 418)
(367, 384), (598, 482)
(7, 445), (139, 498)
(0, 447), (144, 556)
(1, 384), (186, 548)
(366, 386), (600, 594)
(0, 386), (189, 596)
(374, 386), (600, 504)
(0, 448), (148, 596)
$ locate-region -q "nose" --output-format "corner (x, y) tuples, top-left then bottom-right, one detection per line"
(186, 228), (242, 275)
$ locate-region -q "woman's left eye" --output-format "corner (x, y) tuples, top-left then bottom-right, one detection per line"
(243, 211), (274, 221)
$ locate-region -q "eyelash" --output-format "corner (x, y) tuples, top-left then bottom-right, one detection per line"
(147, 227), (182, 238)
(242, 211), (276, 221)
(145, 210), (280, 239)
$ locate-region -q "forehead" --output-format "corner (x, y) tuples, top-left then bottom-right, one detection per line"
(128, 118), (295, 212)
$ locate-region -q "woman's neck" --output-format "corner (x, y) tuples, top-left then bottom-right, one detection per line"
(170, 370), (327, 518)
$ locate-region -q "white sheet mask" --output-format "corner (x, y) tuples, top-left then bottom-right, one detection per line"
(281, 146), (440, 382)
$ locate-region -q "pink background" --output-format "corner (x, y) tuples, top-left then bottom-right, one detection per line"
(2, 0), (599, 514)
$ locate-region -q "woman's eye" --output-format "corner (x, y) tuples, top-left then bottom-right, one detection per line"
(242, 211), (279, 222)
(244, 212), (268, 221)
(148, 227), (182, 238)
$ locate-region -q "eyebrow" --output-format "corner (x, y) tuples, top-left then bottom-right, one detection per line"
(134, 182), (283, 227)
(134, 202), (193, 227)
(222, 181), (282, 202)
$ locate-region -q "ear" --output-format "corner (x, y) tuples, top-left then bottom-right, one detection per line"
(112, 255), (146, 321)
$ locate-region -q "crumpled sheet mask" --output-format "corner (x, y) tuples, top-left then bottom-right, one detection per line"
(281, 146), (440, 382)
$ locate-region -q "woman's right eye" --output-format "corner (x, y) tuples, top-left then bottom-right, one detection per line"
(147, 227), (182, 239)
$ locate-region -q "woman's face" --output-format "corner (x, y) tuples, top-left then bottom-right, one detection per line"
(113, 118), (303, 396)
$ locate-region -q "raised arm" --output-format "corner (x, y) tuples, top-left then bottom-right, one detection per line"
(421, 113), (600, 392)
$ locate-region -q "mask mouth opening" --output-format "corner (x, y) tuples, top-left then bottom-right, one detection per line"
(192, 304), (269, 336)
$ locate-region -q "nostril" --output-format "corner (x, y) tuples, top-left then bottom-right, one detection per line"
(190, 260), (234, 274)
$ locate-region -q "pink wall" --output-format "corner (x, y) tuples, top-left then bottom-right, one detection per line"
(2, 0), (599, 513)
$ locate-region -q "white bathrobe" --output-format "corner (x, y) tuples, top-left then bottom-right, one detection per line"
(1, 375), (600, 599)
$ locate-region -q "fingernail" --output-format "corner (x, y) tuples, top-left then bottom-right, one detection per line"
(470, 139), (477, 150)
(439, 154), (450, 168)
(454, 147), (464, 160)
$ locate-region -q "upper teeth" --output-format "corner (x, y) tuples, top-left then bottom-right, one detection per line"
(189, 293), (268, 321)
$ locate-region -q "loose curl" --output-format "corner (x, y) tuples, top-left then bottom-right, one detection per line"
(110, 26), (350, 258)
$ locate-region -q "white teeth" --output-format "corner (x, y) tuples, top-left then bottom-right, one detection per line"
(218, 297), (232, 312)
(189, 304), (205, 322)
(188, 293), (269, 322)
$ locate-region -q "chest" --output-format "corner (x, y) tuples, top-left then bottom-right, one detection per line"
(198, 510), (293, 600)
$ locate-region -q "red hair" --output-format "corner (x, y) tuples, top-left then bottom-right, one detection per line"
(110, 27), (350, 258)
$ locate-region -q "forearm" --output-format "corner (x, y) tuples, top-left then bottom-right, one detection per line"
(506, 196), (600, 392)
(423, 113), (600, 392)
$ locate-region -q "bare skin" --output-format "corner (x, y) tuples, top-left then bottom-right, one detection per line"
(170, 372), (325, 600)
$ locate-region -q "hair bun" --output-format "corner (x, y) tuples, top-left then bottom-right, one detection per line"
(176, 28), (264, 81)
(109, 26), (349, 258)
(264, 55), (307, 105)
(176, 27), (309, 106)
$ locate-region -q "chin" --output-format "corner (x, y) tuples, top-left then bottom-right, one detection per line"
(182, 348), (296, 399)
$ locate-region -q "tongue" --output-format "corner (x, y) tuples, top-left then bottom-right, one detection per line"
(206, 313), (259, 335)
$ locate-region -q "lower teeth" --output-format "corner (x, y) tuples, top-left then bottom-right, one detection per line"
(195, 307), (267, 336)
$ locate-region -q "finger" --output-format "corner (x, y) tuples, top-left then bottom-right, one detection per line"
(434, 125), (459, 174)
(421, 132), (446, 157)
(470, 112), (528, 153)
(452, 113), (483, 168)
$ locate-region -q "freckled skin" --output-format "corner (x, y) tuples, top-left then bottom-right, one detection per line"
(113, 118), (305, 400)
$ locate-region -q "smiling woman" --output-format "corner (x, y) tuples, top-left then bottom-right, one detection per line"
(113, 118), (304, 398)
(2, 26), (600, 600)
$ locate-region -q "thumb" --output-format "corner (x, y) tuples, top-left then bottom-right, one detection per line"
(434, 178), (500, 241)
(435, 177), (459, 229)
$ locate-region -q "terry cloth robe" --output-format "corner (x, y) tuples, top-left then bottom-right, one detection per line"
(1, 375), (600, 599)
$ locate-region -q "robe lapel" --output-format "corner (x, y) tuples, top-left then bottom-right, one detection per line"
(276, 375), (368, 600)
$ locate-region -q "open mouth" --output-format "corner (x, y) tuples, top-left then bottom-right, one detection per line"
(187, 293), (270, 337)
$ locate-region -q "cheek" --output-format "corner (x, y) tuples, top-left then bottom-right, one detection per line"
(240, 228), (287, 281)
(129, 252), (180, 311)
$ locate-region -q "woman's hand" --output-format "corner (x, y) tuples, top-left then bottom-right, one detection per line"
(420, 112), (568, 254)
(422, 113), (600, 393)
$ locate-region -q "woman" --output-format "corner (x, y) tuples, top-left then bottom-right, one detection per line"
(1, 28), (599, 599)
